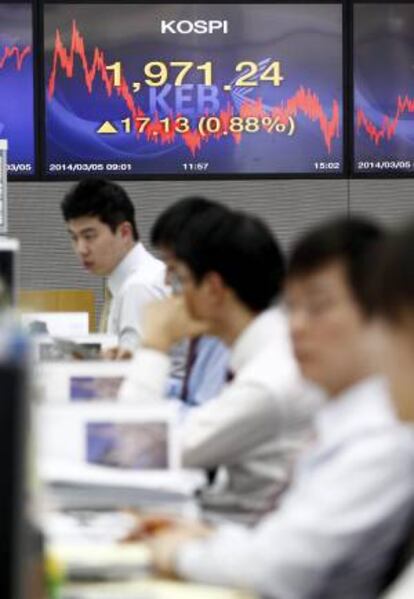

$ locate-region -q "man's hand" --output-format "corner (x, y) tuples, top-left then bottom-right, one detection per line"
(148, 524), (212, 577)
(122, 513), (178, 541)
(123, 513), (211, 542)
(122, 513), (212, 577)
(101, 347), (133, 360)
(142, 297), (211, 353)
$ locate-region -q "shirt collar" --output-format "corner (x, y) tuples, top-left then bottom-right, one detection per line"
(107, 242), (145, 296)
(315, 376), (398, 446)
(229, 307), (287, 374)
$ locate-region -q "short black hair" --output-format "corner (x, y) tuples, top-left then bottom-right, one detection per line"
(61, 178), (139, 241)
(287, 216), (386, 316)
(371, 223), (414, 323)
(151, 196), (221, 248)
(151, 197), (285, 312)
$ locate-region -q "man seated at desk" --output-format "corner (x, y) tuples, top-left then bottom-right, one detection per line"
(61, 178), (167, 356)
(120, 197), (315, 524)
(368, 222), (414, 599)
(150, 197), (230, 407)
(135, 217), (414, 599)
(61, 180), (228, 407)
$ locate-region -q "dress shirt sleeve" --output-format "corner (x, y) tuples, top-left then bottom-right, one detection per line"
(181, 379), (285, 468)
(116, 279), (163, 351)
(176, 433), (414, 598)
(382, 560), (414, 599)
(119, 344), (290, 462)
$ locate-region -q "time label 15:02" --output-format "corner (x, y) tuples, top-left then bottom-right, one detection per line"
(106, 60), (285, 91)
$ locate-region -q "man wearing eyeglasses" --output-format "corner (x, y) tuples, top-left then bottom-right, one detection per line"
(133, 217), (414, 599)
(120, 197), (315, 524)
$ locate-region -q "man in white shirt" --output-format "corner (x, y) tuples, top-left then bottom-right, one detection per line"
(61, 178), (167, 355)
(120, 199), (315, 523)
(367, 223), (414, 599)
(150, 197), (230, 407)
(139, 217), (414, 599)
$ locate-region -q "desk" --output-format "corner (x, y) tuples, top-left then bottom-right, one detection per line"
(47, 535), (258, 599)
(62, 578), (257, 599)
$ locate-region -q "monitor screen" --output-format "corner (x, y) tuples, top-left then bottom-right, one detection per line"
(0, 238), (19, 306)
(354, 3), (414, 174)
(0, 2), (35, 176)
(43, 2), (344, 177)
(0, 363), (28, 599)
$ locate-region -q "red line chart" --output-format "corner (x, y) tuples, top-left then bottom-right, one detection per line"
(47, 20), (341, 156)
(0, 44), (32, 71)
(356, 96), (414, 146)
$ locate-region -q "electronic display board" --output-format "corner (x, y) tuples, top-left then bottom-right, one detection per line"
(0, 2), (35, 176)
(43, 3), (344, 177)
(354, 3), (414, 174)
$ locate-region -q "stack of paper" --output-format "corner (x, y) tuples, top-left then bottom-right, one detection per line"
(62, 579), (258, 599)
(49, 541), (151, 581)
(40, 458), (206, 512)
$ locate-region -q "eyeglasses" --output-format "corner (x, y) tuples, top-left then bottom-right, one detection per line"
(285, 294), (347, 320)
(166, 264), (197, 295)
(168, 271), (185, 295)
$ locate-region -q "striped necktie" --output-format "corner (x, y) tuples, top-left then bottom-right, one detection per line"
(181, 338), (200, 403)
(99, 284), (112, 333)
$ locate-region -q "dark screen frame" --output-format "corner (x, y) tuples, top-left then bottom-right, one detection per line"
(350, 0), (414, 179)
(0, 0), (38, 181)
(0, 363), (28, 599)
(37, 0), (348, 181)
(7, 1), (414, 180)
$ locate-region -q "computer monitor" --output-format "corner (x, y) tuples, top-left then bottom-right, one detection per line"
(0, 237), (19, 306)
(353, 2), (414, 175)
(0, 1), (36, 177)
(0, 363), (28, 599)
(43, 1), (344, 177)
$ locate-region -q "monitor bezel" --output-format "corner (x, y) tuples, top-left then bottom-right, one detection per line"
(0, 0), (38, 181)
(38, 0), (348, 181)
(351, 0), (414, 179)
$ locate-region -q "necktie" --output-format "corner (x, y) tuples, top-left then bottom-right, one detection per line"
(181, 337), (200, 403)
(225, 369), (235, 383)
(99, 284), (112, 333)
